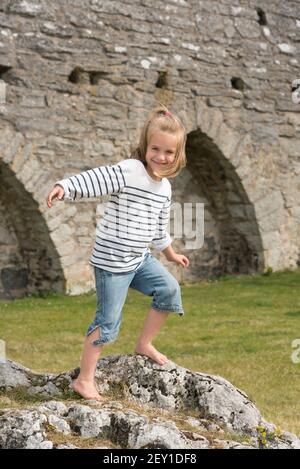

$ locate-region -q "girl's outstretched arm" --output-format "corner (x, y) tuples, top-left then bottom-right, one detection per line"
(52, 161), (128, 202)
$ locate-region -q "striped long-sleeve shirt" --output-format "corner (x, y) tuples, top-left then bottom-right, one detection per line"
(55, 158), (172, 273)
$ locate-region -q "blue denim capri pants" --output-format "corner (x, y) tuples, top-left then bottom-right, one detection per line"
(87, 251), (184, 346)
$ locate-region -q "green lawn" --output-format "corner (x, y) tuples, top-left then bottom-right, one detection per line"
(1, 268), (300, 436)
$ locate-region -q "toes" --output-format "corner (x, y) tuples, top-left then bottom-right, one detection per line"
(160, 358), (168, 365)
(156, 355), (168, 365)
(134, 346), (168, 366)
(70, 381), (102, 401)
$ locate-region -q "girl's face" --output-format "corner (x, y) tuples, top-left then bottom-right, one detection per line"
(145, 131), (178, 181)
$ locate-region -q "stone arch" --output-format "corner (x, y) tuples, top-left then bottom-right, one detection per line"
(0, 127), (65, 299)
(185, 129), (263, 277)
(170, 98), (265, 280)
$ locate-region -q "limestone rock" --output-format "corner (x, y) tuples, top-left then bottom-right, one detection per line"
(0, 356), (299, 449)
(67, 404), (111, 439)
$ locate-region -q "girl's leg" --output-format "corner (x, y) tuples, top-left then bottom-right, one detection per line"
(134, 307), (169, 365)
(71, 328), (103, 400)
(130, 253), (184, 366)
(74, 265), (133, 400)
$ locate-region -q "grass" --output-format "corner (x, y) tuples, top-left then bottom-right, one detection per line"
(0, 267), (300, 437)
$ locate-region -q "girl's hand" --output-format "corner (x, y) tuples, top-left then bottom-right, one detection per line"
(172, 254), (189, 268)
(46, 185), (65, 208)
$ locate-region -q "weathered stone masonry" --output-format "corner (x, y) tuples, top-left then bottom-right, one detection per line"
(0, 0), (299, 298)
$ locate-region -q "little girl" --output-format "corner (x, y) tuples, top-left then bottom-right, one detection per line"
(46, 105), (189, 401)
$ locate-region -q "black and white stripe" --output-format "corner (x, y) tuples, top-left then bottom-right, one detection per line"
(55, 158), (172, 273)
(57, 164), (125, 200)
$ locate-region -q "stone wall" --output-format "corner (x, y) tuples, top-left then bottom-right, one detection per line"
(0, 0), (300, 297)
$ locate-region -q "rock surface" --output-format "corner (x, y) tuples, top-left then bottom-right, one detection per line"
(0, 356), (299, 449)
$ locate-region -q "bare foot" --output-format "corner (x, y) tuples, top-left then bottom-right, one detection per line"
(70, 379), (102, 401)
(134, 343), (168, 365)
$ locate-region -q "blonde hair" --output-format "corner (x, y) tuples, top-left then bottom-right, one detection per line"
(131, 103), (187, 179)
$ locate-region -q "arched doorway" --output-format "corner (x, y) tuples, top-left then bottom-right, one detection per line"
(170, 128), (264, 281)
(0, 161), (65, 299)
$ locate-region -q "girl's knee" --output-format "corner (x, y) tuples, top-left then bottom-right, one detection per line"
(153, 278), (182, 311)
(166, 279), (181, 298)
